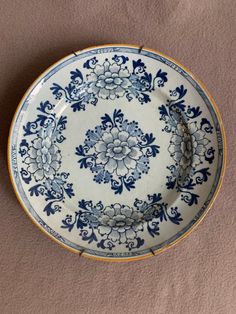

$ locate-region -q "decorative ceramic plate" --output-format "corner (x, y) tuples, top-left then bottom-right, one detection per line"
(8, 45), (225, 262)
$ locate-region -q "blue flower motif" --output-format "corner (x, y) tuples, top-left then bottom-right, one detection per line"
(159, 85), (215, 206)
(94, 127), (143, 177)
(87, 60), (132, 100)
(97, 204), (143, 243)
(168, 122), (210, 177)
(19, 101), (74, 216)
(24, 125), (61, 181)
(61, 194), (182, 250)
(76, 109), (160, 194)
(50, 55), (168, 111)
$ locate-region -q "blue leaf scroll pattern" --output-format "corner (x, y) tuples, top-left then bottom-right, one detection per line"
(50, 55), (168, 111)
(159, 85), (215, 206)
(75, 109), (160, 194)
(19, 101), (75, 216)
(61, 194), (182, 251)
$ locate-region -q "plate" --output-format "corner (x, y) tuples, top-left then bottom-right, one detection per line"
(8, 45), (226, 261)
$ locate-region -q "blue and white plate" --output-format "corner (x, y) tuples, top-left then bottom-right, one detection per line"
(8, 45), (225, 261)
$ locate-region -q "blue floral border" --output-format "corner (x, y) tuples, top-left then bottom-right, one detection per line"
(10, 46), (224, 259)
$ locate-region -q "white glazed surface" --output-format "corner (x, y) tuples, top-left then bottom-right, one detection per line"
(9, 46), (224, 260)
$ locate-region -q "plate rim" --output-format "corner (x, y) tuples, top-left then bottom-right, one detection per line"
(7, 43), (227, 262)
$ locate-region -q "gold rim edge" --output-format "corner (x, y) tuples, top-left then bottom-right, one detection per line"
(7, 44), (227, 263)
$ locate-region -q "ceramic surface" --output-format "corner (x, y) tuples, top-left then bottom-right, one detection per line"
(8, 45), (225, 261)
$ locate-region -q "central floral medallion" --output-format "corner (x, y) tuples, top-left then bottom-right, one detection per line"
(75, 109), (160, 194)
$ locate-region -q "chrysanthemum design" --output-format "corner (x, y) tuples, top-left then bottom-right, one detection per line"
(86, 60), (132, 100)
(13, 47), (221, 258)
(76, 109), (160, 194)
(94, 127), (143, 177)
(97, 204), (143, 243)
(24, 127), (62, 181)
(159, 85), (215, 206)
(19, 101), (74, 216)
(168, 122), (209, 176)
(50, 54), (168, 111)
(61, 194), (182, 251)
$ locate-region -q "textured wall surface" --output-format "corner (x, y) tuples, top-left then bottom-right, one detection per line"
(0, 1), (235, 313)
